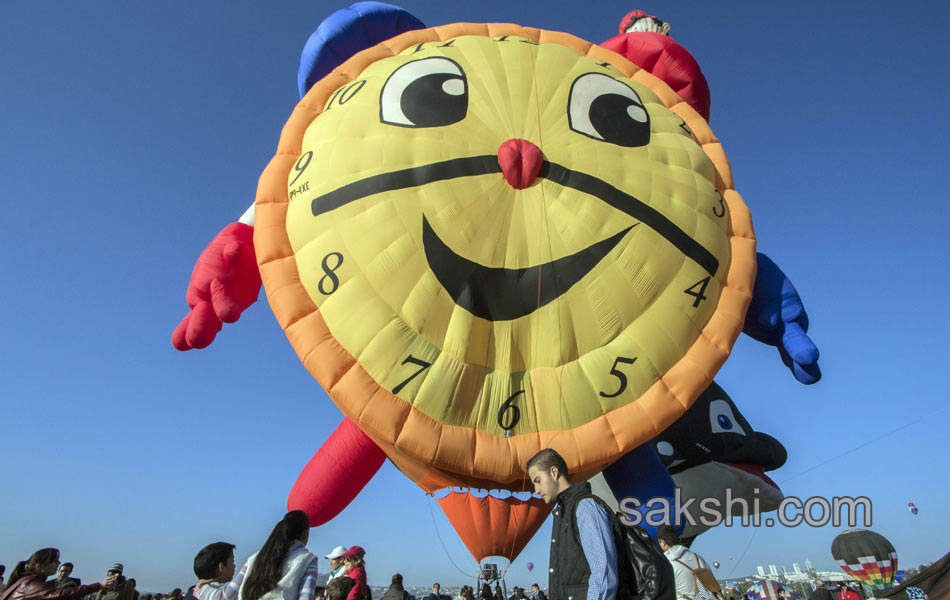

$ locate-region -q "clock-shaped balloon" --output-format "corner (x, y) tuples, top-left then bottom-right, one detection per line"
(256, 21), (755, 491)
(173, 2), (764, 561)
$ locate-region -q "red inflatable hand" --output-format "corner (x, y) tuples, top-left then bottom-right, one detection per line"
(172, 222), (261, 350)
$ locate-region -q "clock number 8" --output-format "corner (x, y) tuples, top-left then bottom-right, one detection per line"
(599, 356), (637, 399)
(318, 252), (344, 295)
(497, 391), (523, 435)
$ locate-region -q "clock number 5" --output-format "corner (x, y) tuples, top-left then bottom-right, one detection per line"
(392, 355), (432, 394)
(497, 391), (523, 434)
(599, 356), (638, 399)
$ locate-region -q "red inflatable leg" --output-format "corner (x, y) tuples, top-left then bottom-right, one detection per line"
(287, 418), (386, 525)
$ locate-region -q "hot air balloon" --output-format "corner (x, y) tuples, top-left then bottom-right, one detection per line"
(526, 562), (534, 572)
(171, 1), (829, 566)
(831, 529), (899, 592)
(908, 502), (918, 515)
(713, 562), (720, 569)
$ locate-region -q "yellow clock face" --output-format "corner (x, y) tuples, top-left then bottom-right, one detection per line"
(256, 25), (755, 488)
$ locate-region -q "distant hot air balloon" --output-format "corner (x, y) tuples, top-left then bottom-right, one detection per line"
(831, 529), (898, 591)
(908, 502), (918, 515)
(713, 562), (720, 569)
(527, 562), (534, 572)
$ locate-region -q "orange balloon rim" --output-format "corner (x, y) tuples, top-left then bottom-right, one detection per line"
(254, 23), (757, 489)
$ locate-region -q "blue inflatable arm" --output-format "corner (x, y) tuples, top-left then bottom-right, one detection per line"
(298, 2), (425, 98)
(743, 252), (821, 384)
(603, 444), (680, 537)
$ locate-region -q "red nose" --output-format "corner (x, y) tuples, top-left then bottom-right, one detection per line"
(497, 139), (543, 190)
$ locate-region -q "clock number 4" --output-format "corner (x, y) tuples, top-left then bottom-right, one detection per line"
(392, 355), (432, 394)
(684, 276), (711, 308)
(599, 356), (637, 399)
(497, 391), (523, 434)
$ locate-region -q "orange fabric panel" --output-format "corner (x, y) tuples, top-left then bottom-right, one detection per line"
(437, 492), (553, 562)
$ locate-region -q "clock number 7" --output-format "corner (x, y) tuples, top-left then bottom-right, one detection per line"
(599, 356), (637, 399)
(392, 355), (431, 394)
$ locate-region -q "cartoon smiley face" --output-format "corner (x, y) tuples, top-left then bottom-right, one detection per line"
(256, 24), (755, 490)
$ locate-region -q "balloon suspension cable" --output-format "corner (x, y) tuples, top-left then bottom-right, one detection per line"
(427, 493), (480, 579)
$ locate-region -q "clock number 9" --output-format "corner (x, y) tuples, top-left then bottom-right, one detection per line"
(599, 356), (637, 399)
(289, 151), (313, 187)
(497, 391), (523, 435)
(392, 354), (432, 394)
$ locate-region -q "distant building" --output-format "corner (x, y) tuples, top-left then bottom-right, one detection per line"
(793, 564), (802, 575)
(757, 566), (766, 577)
(769, 565), (778, 577)
(806, 559), (814, 572)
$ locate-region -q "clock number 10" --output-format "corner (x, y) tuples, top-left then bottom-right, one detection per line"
(599, 356), (638, 399)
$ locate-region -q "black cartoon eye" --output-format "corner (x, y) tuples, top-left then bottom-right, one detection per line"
(709, 399), (747, 436)
(380, 57), (467, 128)
(568, 72), (650, 147)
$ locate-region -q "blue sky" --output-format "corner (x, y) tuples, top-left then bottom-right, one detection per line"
(2, 0), (949, 593)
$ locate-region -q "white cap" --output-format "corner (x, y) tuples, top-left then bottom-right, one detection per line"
(325, 545), (347, 559)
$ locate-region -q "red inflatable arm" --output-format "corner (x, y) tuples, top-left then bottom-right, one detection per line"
(172, 222), (262, 350)
(601, 31), (711, 121)
(288, 418), (386, 525)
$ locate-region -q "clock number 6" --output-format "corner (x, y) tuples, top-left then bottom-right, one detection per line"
(497, 391), (523, 434)
(599, 356), (638, 399)
(392, 355), (432, 394)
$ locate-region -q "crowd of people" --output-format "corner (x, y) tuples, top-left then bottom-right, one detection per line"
(0, 449), (875, 600)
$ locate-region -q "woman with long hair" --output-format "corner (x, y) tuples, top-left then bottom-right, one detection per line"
(339, 548), (367, 600)
(0, 548), (114, 600)
(194, 511), (319, 600)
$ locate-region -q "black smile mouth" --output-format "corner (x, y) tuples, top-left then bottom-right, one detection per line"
(423, 216), (634, 320)
(310, 155), (719, 321)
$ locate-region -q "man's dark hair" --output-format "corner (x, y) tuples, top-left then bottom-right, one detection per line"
(656, 525), (680, 547)
(525, 449), (570, 482)
(193, 542), (236, 579)
(326, 576), (354, 600)
(61, 563), (74, 572)
(392, 573), (403, 585)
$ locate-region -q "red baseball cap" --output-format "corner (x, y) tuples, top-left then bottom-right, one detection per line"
(340, 546), (365, 559)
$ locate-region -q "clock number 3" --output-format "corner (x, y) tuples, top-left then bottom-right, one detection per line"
(713, 192), (726, 218)
(497, 391), (523, 435)
(392, 355), (432, 394)
(599, 356), (638, 399)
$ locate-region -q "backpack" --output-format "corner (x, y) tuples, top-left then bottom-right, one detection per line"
(674, 554), (721, 599)
(587, 495), (675, 600)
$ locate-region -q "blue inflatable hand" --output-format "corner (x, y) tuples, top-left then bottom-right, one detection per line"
(743, 253), (821, 384)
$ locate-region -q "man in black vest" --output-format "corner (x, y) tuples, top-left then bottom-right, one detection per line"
(526, 449), (619, 600)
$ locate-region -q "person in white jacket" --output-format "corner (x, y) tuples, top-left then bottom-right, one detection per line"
(656, 526), (716, 600)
